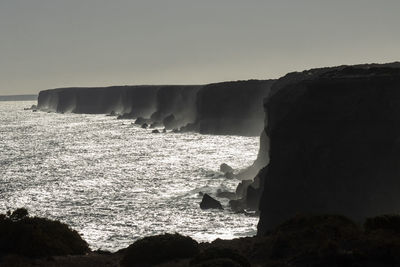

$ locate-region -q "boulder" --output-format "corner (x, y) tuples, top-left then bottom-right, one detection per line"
(107, 110), (117, 116)
(135, 117), (149, 125)
(0, 208), (89, 258)
(141, 123), (148, 129)
(117, 112), (135, 120)
(152, 129), (160, 133)
(225, 172), (235, 179)
(220, 163), (234, 174)
(163, 114), (177, 129)
(121, 233), (199, 266)
(200, 194), (223, 210)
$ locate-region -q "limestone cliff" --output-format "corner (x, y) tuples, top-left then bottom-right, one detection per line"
(38, 86), (160, 117)
(194, 80), (274, 136)
(257, 63), (400, 234)
(150, 85), (202, 129)
(37, 80), (274, 136)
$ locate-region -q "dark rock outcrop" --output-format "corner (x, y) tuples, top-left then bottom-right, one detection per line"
(134, 117), (150, 125)
(162, 114), (178, 130)
(121, 233), (199, 266)
(200, 194), (223, 210)
(0, 208), (89, 258)
(257, 62), (400, 235)
(220, 163), (234, 174)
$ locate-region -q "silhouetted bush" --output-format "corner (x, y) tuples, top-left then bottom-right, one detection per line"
(364, 214), (400, 233)
(0, 208), (89, 258)
(190, 247), (250, 267)
(359, 215), (400, 265)
(120, 233), (199, 266)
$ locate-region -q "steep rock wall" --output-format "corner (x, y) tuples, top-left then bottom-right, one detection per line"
(257, 63), (400, 234)
(38, 86), (160, 117)
(195, 80), (274, 136)
(150, 85), (203, 128)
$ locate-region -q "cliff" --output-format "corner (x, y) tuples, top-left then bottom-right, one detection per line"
(150, 85), (203, 129)
(257, 62), (400, 234)
(38, 80), (275, 136)
(194, 80), (274, 136)
(38, 86), (160, 117)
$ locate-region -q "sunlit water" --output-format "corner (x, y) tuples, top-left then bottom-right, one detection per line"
(0, 101), (259, 251)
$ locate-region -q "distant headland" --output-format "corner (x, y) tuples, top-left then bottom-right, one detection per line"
(0, 95), (37, 101)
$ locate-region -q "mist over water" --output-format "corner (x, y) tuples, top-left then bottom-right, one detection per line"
(0, 101), (259, 251)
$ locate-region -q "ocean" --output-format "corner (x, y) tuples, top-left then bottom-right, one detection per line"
(0, 101), (259, 251)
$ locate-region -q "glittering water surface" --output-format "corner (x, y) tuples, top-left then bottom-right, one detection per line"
(0, 101), (259, 251)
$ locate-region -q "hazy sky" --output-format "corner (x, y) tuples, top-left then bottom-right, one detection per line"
(1, 0), (399, 95)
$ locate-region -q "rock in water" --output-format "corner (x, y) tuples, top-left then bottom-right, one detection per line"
(225, 172), (235, 179)
(141, 123), (148, 129)
(152, 129), (160, 133)
(163, 114), (177, 129)
(220, 163), (234, 174)
(200, 194), (223, 210)
(135, 117), (148, 125)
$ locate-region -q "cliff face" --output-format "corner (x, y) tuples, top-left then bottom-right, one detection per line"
(38, 86), (161, 117)
(257, 63), (400, 235)
(195, 80), (274, 136)
(150, 85), (203, 128)
(38, 80), (275, 136)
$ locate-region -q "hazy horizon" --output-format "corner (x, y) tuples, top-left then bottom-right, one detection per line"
(1, 0), (399, 95)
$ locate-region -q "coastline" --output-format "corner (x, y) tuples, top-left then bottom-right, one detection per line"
(3, 62), (400, 266)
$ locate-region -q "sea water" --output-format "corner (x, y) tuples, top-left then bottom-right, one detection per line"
(0, 101), (259, 251)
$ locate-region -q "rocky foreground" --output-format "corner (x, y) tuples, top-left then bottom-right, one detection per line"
(2, 209), (400, 267)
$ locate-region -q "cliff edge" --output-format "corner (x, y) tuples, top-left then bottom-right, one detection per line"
(257, 63), (400, 234)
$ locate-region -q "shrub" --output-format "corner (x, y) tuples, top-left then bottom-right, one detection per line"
(364, 214), (400, 233)
(121, 233), (199, 266)
(0, 209), (89, 258)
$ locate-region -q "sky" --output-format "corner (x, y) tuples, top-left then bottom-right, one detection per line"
(0, 0), (399, 95)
